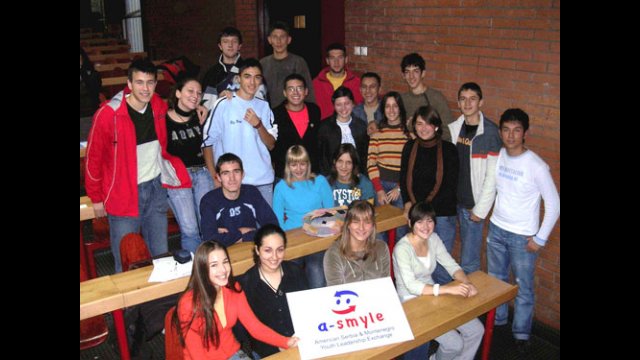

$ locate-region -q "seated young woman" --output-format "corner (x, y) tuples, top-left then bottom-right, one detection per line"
(238, 224), (309, 357)
(393, 201), (483, 360)
(323, 200), (390, 285)
(172, 240), (299, 359)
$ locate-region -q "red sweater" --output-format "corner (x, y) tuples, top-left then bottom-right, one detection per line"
(177, 286), (290, 359)
(312, 67), (363, 120)
(85, 87), (191, 216)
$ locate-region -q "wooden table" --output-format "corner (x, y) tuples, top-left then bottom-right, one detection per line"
(80, 204), (406, 360)
(265, 271), (517, 360)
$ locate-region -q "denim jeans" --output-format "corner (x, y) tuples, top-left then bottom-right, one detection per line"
(108, 175), (168, 273)
(431, 215), (457, 285)
(486, 222), (538, 340)
(375, 180), (409, 243)
(457, 206), (485, 274)
(292, 251), (326, 289)
(401, 341), (431, 360)
(229, 349), (261, 360)
(167, 167), (215, 254)
(256, 183), (274, 208)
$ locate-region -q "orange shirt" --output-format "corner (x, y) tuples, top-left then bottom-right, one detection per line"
(177, 286), (290, 359)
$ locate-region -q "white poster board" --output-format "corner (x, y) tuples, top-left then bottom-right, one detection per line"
(286, 277), (414, 360)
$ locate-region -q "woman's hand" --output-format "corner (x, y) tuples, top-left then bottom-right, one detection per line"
(376, 190), (388, 205)
(285, 336), (300, 349)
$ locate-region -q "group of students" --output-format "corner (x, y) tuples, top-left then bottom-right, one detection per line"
(83, 21), (559, 360)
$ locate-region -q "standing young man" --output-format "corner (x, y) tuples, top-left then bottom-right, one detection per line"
(313, 43), (363, 120)
(271, 73), (322, 179)
(260, 21), (315, 108)
(352, 72), (383, 135)
(448, 82), (502, 274)
(200, 153), (278, 247)
(201, 27), (266, 109)
(400, 53), (454, 142)
(487, 108), (560, 352)
(85, 59), (179, 273)
(202, 58), (277, 206)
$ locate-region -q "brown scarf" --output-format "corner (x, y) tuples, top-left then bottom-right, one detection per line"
(406, 136), (443, 204)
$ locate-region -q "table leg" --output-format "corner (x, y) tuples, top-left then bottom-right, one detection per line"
(387, 229), (396, 278)
(80, 222), (89, 278)
(113, 309), (130, 360)
(481, 308), (496, 360)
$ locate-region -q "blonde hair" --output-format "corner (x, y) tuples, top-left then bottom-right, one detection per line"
(338, 200), (378, 261)
(283, 145), (316, 187)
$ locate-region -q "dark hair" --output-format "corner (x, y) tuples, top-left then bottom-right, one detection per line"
(411, 105), (442, 138)
(269, 20), (290, 36)
(253, 224), (287, 265)
(218, 26), (243, 44)
(500, 108), (529, 132)
(215, 153), (244, 174)
(361, 72), (381, 86)
(168, 76), (201, 110)
(331, 86), (354, 104)
(80, 46), (95, 72)
(128, 58), (157, 80)
(400, 52), (426, 72)
(458, 82), (483, 100)
(283, 73), (306, 90)
(379, 91), (408, 135)
(408, 201), (437, 230)
(329, 143), (361, 186)
(172, 240), (240, 349)
(237, 58), (262, 75)
(326, 42), (346, 56)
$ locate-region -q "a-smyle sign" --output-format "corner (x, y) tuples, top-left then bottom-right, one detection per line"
(286, 277), (414, 359)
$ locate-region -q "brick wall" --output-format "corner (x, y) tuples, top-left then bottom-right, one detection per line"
(235, 0), (259, 59)
(344, 0), (560, 330)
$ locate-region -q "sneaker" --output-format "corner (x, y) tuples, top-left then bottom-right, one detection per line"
(514, 339), (530, 354)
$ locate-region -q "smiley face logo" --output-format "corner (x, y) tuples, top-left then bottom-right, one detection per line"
(331, 290), (359, 315)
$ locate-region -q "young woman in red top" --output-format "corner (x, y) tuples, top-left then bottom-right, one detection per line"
(172, 240), (299, 359)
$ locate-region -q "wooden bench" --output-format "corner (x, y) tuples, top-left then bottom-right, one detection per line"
(80, 204), (406, 360)
(81, 38), (128, 47)
(95, 59), (166, 73)
(90, 52), (148, 64)
(84, 44), (131, 55)
(102, 71), (166, 87)
(266, 271), (518, 360)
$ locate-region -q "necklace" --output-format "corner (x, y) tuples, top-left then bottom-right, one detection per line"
(258, 266), (283, 296)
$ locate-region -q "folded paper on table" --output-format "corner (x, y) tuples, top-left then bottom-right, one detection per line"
(148, 255), (193, 282)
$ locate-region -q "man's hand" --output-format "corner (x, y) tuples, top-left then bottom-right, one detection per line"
(92, 202), (106, 218)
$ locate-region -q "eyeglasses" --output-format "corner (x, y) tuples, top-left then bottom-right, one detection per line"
(286, 86), (305, 93)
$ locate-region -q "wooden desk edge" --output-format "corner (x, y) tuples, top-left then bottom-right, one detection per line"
(265, 272), (517, 360)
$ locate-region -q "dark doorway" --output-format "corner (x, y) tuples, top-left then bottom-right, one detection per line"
(260, 0), (322, 77)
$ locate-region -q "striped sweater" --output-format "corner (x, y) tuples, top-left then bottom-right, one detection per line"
(366, 126), (409, 192)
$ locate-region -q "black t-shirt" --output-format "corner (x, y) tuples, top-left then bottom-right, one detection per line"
(165, 114), (205, 167)
(456, 123), (478, 208)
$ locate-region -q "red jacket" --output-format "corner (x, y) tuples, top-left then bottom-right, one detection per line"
(312, 67), (363, 120)
(177, 286), (290, 359)
(85, 87), (191, 217)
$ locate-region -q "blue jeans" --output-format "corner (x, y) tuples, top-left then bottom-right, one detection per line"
(431, 215), (457, 285)
(229, 349), (261, 360)
(458, 206), (485, 274)
(401, 341), (431, 360)
(108, 175), (168, 273)
(376, 180), (409, 243)
(167, 167), (215, 254)
(486, 222), (538, 340)
(256, 183), (274, 208)
(293, 251), (326, 289)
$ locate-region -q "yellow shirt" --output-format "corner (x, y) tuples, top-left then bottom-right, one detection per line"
(327, 72), (346, 90)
